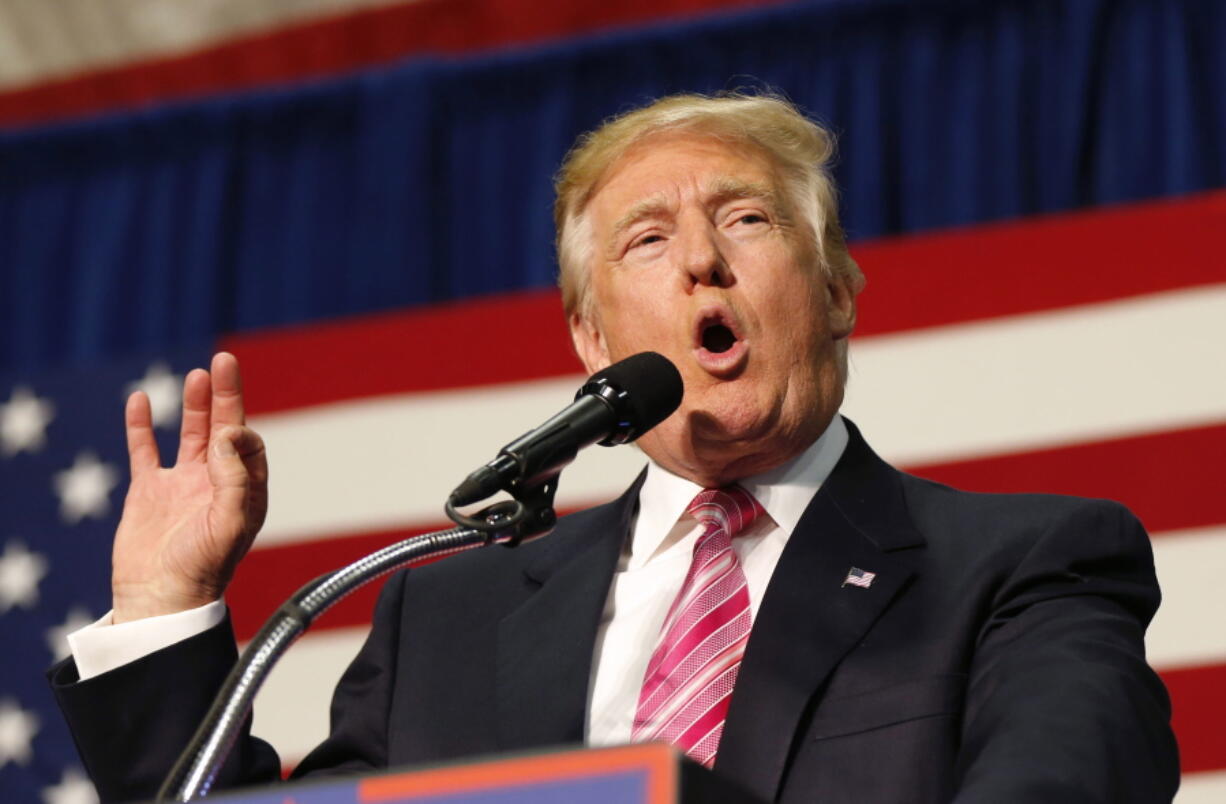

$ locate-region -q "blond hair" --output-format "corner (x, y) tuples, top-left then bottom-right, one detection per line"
(554, 91), (864, 321)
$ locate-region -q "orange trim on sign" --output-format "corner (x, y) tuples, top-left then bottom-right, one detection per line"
(358, 743), (678, 802)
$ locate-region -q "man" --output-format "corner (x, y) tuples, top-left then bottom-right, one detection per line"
(51, 92), (1179, 802)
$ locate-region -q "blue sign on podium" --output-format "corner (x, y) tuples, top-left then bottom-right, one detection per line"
(203, 743), (760, 804)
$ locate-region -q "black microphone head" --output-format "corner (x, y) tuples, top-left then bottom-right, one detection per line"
(580, 351), (684, 445)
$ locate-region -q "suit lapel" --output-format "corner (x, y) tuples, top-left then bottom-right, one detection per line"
(494, 474), (644, 750)
(716, 421), (926, 801)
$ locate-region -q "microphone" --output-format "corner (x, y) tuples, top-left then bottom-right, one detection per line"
(449, 352), (683, 507)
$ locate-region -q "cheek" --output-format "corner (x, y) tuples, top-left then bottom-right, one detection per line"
(765, 282), (832, 362)
(600, 281), (673, 335)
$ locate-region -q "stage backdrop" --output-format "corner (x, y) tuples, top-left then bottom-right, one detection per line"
(0, 1), (1223, 802)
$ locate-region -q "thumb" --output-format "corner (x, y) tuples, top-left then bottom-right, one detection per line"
(214, 429), (237, 457)
(209, 426), (250, 489)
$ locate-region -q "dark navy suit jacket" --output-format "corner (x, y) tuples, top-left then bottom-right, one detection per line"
(51, 421), (1179, 802)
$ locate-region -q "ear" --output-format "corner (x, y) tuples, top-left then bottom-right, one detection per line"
(569, 310), (612, 375)
(826, 273), (858, 341)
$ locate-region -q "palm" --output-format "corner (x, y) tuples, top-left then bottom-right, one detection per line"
(117, 461), (224, 592)
(112, 353), (268, 622)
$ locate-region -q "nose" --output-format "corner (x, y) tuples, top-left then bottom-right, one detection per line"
(679, 220), (729, 288)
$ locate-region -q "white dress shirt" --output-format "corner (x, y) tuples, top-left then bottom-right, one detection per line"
(70, 417), (849, 745)
(68, 600), (225, 680)
(585, 415), (848, 745)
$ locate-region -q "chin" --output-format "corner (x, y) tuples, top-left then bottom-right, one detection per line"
(682, 400), (789, 467)
(639, 404), (810, 486)
(686, 383), (782, 435)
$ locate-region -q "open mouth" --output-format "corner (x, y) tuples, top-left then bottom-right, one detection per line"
(692, 308), (749, 375)
(701, 323), (738, 354)
(694, 307), (745, 361)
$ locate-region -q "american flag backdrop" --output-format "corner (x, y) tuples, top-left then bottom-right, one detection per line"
(3, 192), (1223, 802)
(0, 1), (1224, 803)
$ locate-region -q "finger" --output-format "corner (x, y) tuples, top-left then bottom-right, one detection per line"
(209, 425), (272, 493)
(176, 368), (213, 464)
(227, 426), (270, 536)
(125, 391), (161, 476)
(208, 426), (262, 547)
(237, 428), (269, 486)
(209, 352), (246, 429)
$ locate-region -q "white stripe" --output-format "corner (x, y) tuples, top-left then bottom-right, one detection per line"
(650, 552), (736, 645)
(1176, 770), (1226, 804)
(688, 720), (725, 766)
(1147, 525), (1226, 668)
(650, 660), (739, 742)
(639, 611), (748, 719)
(248, 529), (1226, 765)
(669, 552), (738, 616)
(691, 503), (732, 532)
(843, 285), (1226, 466)
(653, 577), (746, 671)
(250, 374), (643, 546)
(683, 549), (736, 596)
(641, 645), (742, 740)
(0, 0), (413, 90)
(248, 625), (369, 764)
(250, 287), (1226, 549)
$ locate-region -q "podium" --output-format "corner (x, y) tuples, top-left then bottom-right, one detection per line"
(200, 743), (764, 804)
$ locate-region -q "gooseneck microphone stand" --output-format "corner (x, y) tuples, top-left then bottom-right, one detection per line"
(156, 477), (560, 802)
(157, 350), (683, 801)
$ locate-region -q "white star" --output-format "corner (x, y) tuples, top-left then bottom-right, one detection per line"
(125, 362), (182, 429)
(53, 451), (120, 524)
(0, 540), (48, 614)
(41, 766), (99, 804)
(0, 385), (55, 457)
(0, 698), (39, 769)
(45, 606), (95, 662)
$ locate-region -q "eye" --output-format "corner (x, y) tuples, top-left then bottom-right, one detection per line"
(735, 213), (767, 226)
(630, 233), (665, 249)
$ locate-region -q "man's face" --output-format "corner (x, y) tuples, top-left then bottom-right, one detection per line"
(570, 132), (855, 486)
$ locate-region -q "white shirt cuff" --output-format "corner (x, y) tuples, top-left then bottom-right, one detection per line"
(67, 600), (227, 681)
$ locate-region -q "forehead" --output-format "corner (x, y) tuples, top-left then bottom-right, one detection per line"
(586, 133), (780, 227)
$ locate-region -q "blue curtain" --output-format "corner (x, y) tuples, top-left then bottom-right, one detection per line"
(1, 0), (1222, 378)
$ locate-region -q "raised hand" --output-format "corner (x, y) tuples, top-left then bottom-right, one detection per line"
(111, 352), (268, 623)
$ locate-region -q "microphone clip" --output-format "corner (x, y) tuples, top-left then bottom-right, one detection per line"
(443, 471), (559, 547)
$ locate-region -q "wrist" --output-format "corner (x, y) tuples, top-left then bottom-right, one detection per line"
(111, 580), (222, 624)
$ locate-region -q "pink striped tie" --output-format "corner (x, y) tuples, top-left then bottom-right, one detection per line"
(632, 485), (765, 767)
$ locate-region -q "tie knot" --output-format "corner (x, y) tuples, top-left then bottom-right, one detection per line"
(686, 485), (765, 539)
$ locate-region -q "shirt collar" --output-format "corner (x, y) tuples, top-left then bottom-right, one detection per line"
(633, 414), (849, 559)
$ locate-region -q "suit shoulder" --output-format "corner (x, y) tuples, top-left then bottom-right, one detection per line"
(899, 470), (1142, 529)
(895, 470), (1150, 566)
(890, 472), (1159, 625)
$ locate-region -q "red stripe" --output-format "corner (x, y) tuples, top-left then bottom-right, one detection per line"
(669, 664), (737, 747)
(227, 505), (592, 642)
(852, 190), (1226, 336)
(0, 0), (782, 129)
(222, 289), (582, 415)
(228, 522), (453, 642)
(903, 421), (1226, 536)
(230, 420), (1226, 642)
(221, 193), (1226, 415)
(246, 547), (1226, 776)
(1161, 662), (1226, 774)
(273, 664), (1226, 776)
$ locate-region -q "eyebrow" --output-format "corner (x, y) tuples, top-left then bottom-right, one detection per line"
(610, 196), (672, 243)
(608, 177), (780, 243)
(706, 177), (778, 210)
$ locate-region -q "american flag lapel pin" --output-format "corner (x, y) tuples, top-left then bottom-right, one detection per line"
(842, 566), (876, 588)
